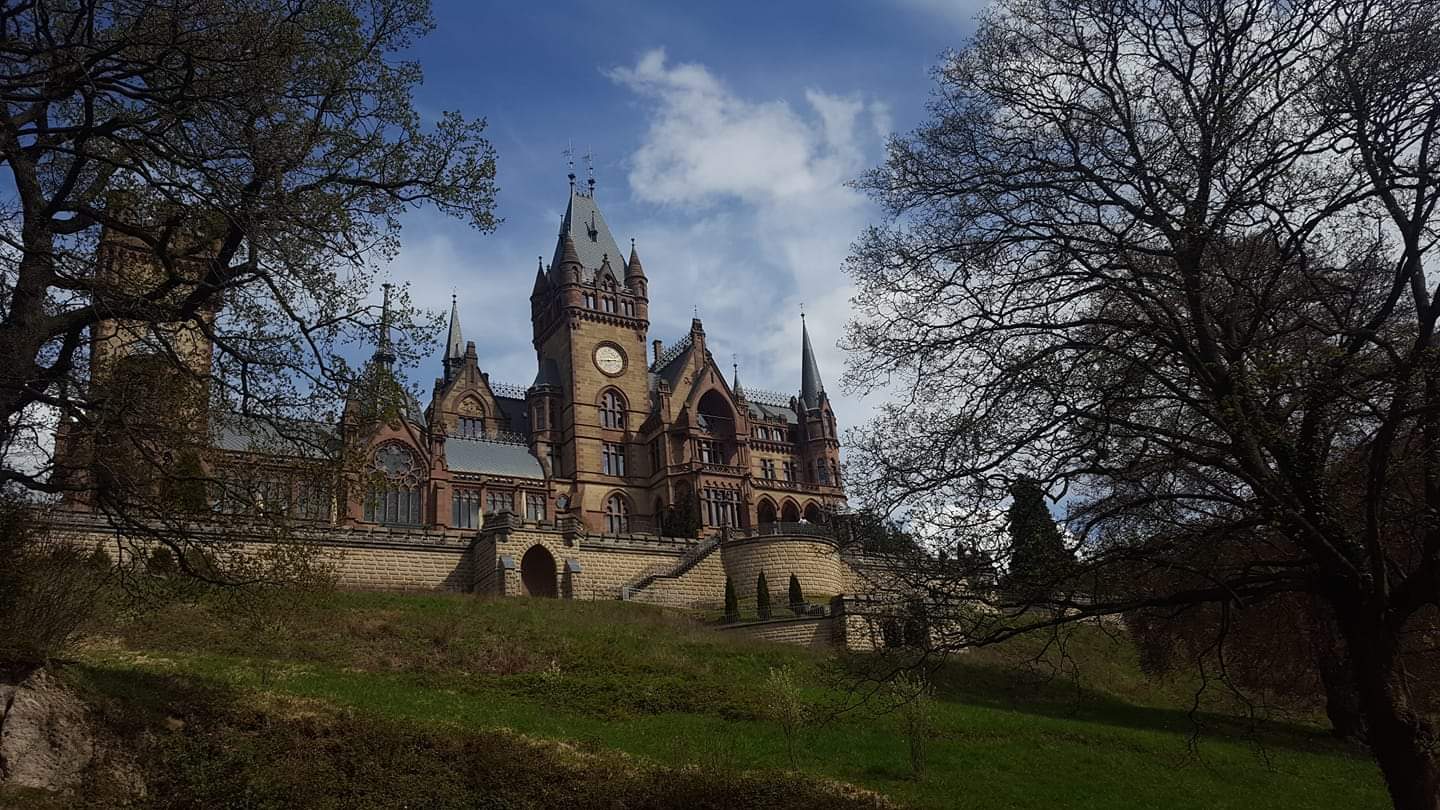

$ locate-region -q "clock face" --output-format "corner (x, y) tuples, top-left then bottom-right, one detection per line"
(594, 345), (625, 376)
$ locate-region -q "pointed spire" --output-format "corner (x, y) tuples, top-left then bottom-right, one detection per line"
(732, 356), (746, 400)
(445, 293), (463, 362)
(557, 228), (582, 279)
(626, 237), (645, 280)
(531, 256), (548, 297)
(373, 283), (396, 368)
(800, 310), (824, 410)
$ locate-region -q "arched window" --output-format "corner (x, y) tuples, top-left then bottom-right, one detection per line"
(757, 498), (778, 525)
(599, 389), (626, 429)
(803, 502), (824, 524)
(456, 398), (485, 438)
(781, 500), (801, 523)
(365, 443), (422, 525)
(604, 493), (630, 534)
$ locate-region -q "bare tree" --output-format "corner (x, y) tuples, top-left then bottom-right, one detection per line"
(845, 0), (1439, 806)
(0, 0), (496, 577)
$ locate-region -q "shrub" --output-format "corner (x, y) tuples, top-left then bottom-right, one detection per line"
(886, 670), (933, 778)
(765, 665), (808, 769)
(788, 573), (803, 615)
(0, 497), (112, 666)
(723, 577), (738, 623)
(757, 571), (771, 620)
(148, 545), (176, 575)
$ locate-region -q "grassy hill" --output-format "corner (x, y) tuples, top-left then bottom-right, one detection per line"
(7, 592), (1389, 809)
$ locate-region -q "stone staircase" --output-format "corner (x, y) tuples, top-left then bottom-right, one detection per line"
(621, 537), (720, 602)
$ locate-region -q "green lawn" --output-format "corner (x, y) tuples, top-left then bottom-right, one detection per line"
(54, 591), (1389, 809)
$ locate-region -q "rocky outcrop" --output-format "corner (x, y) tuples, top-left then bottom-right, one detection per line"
(0, 667), (96, 793)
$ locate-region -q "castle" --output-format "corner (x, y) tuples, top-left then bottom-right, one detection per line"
(55, 178), (868, 617)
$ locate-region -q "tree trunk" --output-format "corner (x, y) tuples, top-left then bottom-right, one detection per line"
(1342, 616), (1440, 810)
(1308, 602), (1368, 739)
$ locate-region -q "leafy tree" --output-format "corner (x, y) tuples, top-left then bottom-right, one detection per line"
(722, 576), (738, 624)
(837, 509), (919, 556)
(757, 571), (771, 620)
(844, 0), (1440, 804)
(788, 573), (804, 615)
(661, 496), (701, 539)
(1004, 478), (1072, 601)
(0, 0), (497, 582)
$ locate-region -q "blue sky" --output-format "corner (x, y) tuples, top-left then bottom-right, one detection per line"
(386, 0), (986, 436)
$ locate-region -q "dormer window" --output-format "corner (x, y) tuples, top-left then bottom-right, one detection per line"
(456, 416), (484, 437)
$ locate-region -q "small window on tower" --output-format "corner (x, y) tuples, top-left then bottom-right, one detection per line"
(623, 300), (635, 316)
(602, 443), (626, 476)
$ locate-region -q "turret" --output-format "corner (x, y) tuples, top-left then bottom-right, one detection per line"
(625, 238), (647, 298)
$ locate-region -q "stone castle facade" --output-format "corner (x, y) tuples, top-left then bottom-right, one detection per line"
(55, 179), (867, 616)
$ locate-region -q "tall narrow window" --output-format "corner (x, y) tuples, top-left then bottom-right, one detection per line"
(761, 459), (776, 479)
(365, 486), (420, 525)
(602, 297), (616, 313)
(525, 493), (547, 522)
(599, 390), (626, 429)
(583, 292), (597, 309)
(702, 487), (740, 527)
(602, 442), (626, 476)
(782, 461), (796, 481)
(452, 488), (481, 528)
(485, 490), (512, 515)
(605, 494), (630, 534)
(296, 481), (332, 521)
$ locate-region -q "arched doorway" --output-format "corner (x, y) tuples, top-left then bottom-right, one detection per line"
(757, 498), (778, 525)
(803, 502), (823, 523)
(781, 500), (801, 523)
(520, 545), (557, 597)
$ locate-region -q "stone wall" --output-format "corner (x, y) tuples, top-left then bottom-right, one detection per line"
(577, 538), (693, 599)
(50, 515), (474, 592)
(720, 534), (846, 599)
(716, 614), (838, 651)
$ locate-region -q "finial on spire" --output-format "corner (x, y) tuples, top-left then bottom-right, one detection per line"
(564, 141), (575, 191)
(585, 146), (595, 196)
(375, 282), (396, 367)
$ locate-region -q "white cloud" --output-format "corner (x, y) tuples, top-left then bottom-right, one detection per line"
(607, 49), (889, 453)
(891, 0), (988, 28)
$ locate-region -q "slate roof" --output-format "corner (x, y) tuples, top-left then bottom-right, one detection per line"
(445, 436), (545, 479)
(549, 189), (627, 284)
(211, 412), (338, 459)
(493, 395), (530, 434)
(531, 358), (562, 388)
(649, 334), (693, 391)
(747, 401), (799, 425)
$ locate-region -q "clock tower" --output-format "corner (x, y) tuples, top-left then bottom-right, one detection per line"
(530, 181), (652, 529)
